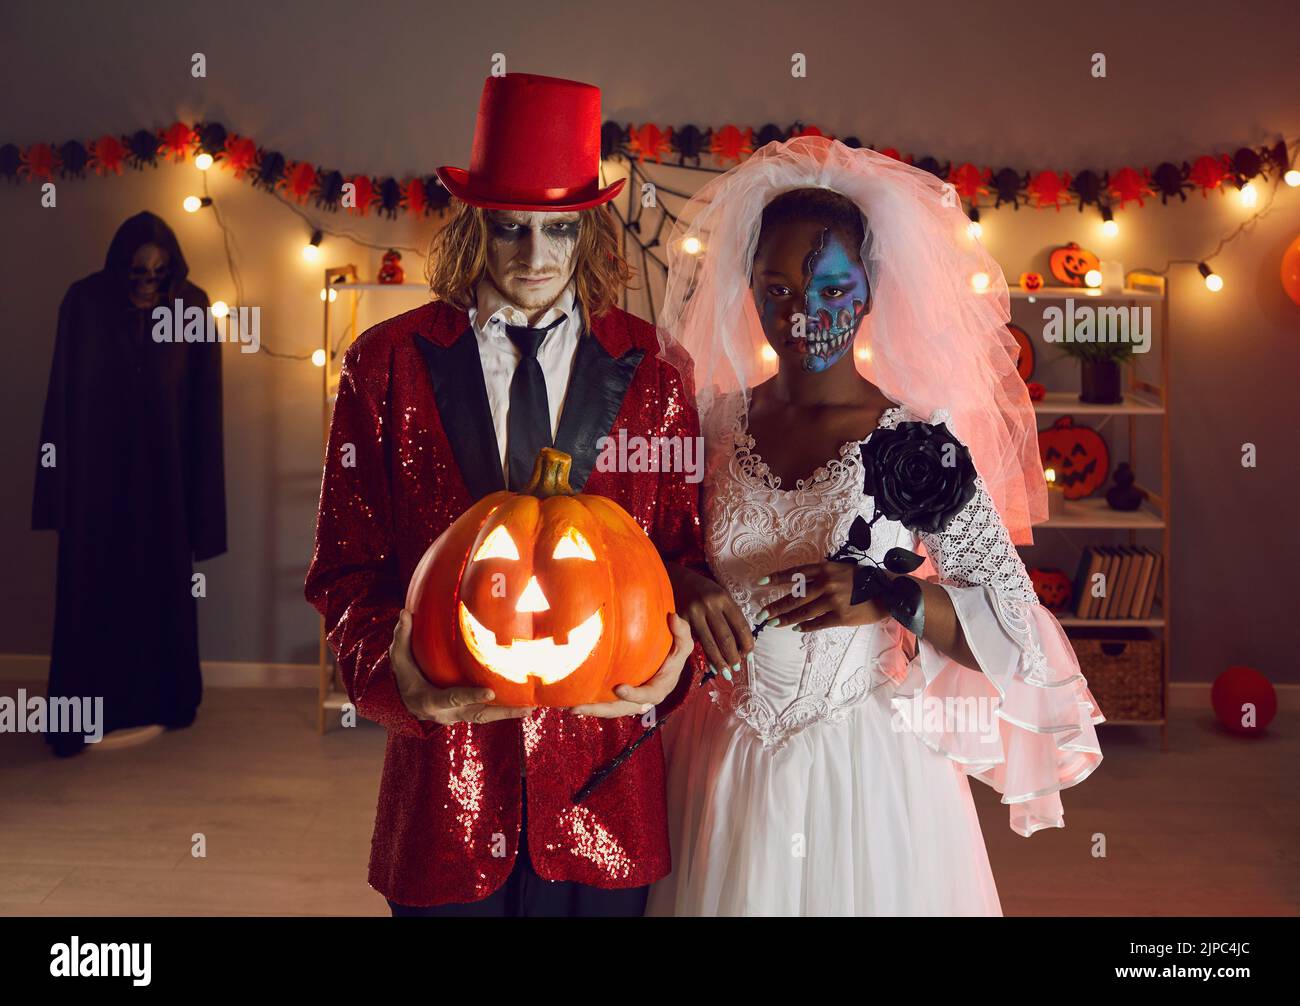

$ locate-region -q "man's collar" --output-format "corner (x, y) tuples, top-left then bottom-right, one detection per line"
(472, 279), (578, 333)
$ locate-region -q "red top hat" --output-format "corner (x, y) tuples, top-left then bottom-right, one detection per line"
(436, 73), (625, 212)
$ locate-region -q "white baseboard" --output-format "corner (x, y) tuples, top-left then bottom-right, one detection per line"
(0, 653), (317, 689)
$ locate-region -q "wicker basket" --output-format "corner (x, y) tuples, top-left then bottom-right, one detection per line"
(1071, 630), (1163, 722)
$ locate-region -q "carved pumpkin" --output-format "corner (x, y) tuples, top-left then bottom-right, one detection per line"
(406, 448), (674, 707)
(1049, 242), (1100, 287)
(1018, 271), (1044, 292)
(1007, 322), (1035, 381)
(1037, 416), (1110, 499)
(1029, 567), (1073, 611)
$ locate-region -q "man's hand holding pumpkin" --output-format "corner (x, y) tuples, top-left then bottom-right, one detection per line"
(570, 612), (694, 718)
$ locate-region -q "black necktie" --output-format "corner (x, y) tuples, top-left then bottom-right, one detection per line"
(504, 314), (565, 491)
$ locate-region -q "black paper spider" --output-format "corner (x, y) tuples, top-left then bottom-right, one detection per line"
(1071, 169), (1106, 211)
(0, 143), (19, 182)
(992, 167), (1026, 209)
(839, 136), (863, 148)
(58, 140), (89, 178)
(1230, 146), (1262, 187)
(126, 129), (161, 170)
(1263, 139), (1290, 179)
(315, 170), (344, 210)
(600, 120), (625, 162)
(377, 177), (402, 219)
(1152, 161), (1192, 204)
(424, 175), (450, 214)
(253, 150), (285, 191)
(912, 155), (950, 179)
(674, 124), (707, 166)
(195, 122), (227, 158)
(755, 123), (787, 148)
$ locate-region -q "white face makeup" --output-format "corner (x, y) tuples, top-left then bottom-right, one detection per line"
(128, 243), (169, 308)
(483, 210), (581, 318)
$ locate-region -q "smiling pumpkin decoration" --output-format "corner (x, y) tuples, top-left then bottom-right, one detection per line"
(1037, 416), (1110, 499)
(1049, 242), (1100, 287)
(406, 447), (674, 707)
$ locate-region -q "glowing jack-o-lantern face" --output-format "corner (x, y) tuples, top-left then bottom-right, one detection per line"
(406, 448), (674, 707)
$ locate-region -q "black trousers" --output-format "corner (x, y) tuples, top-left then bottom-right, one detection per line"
(387, 780), (649, 918)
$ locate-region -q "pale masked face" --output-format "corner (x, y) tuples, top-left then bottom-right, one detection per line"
(483, 210), (581, 317)
(128, 243), (170, 308)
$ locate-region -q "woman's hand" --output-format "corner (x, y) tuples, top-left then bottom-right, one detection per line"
(758, 561), (894, 632)
(664, 562), (753, 677)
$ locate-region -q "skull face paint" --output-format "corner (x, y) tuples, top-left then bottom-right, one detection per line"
(752, 219), (871, 374)
(127, 243), (170, 309)
(797, 228), (869, 372)
(483, 210), (581, 317)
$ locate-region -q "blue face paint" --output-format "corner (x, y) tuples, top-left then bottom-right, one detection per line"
(797, 229), (870, 373)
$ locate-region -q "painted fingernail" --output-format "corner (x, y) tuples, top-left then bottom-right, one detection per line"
(758, 609), (770, 621)
(708, 663), (718, 676)
(768, 618), (781, 627)
(757, 576), (770, 585)
(722, 667), (732, 681)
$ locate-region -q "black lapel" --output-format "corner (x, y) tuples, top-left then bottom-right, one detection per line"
(415, 327), (505, 501)
(554, 331), (646, 492)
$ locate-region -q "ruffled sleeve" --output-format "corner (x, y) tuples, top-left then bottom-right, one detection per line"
(882, 412), (1105, 837)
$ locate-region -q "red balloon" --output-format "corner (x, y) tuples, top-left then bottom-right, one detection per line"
(1210, 665), (1277, 736)
(1282, 235), (1300, 307)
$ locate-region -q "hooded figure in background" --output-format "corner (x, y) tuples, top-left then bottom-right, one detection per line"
(32, 211), (227, 757)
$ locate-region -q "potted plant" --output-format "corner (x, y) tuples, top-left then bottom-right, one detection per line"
(1056, 338), (1134, 404)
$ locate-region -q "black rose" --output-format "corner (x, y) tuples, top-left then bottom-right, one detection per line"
(860, 421), (977, 534)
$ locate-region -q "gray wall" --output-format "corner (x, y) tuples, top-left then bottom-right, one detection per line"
(1, 0), (1297, 679)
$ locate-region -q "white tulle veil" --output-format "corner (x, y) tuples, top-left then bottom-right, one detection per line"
(659, 135), (1046, 543)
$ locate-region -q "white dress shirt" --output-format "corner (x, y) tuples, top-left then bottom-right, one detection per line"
(467, 280), (582, 481)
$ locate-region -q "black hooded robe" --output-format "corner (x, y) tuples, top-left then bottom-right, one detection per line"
(32, 212), (227, 755)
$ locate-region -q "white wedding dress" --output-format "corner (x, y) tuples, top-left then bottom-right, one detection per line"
(647, 394), (1105, 917)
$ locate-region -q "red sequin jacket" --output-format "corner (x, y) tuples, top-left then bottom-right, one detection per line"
(305, 299), (707, 907)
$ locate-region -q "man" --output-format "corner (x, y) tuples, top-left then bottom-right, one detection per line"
(305, 72), (706, 916)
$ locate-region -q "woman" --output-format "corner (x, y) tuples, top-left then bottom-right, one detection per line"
(648, 137), (1104, 916)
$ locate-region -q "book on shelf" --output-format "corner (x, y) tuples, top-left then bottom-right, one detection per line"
(1068, 545), (1163, 620)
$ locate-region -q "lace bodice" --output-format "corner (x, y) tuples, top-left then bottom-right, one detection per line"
(701, 391), (1044, 750)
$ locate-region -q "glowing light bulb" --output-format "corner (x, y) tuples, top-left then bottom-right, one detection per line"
(303, 229), (324, 263)
(183, 195), (202, 213)
(1084, 269), (1103, 288)
(311, 348), (327, 367)
(320, 287), (338, 302)
(1198, 262), (1223, 292)
(1044, 467), (1056, 485)
(1102, 218), (1119, 237)
(194, 152), (214, 171)
(1285, 169), (1300, 188)
(1239, 181), (1258, 207)
(210, 300), (230, 318)
(855, 346), (872, 362)
(681, 236), (702, 255)
(760, 345), (777, 362)
(970, 271), (990, 293)
(966, 220), (983, 240)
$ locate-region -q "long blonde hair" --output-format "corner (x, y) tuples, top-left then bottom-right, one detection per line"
(425, 200), (633, 320)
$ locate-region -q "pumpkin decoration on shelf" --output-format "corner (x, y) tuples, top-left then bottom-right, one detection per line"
(377, 249), (405, 284)
(1006, 322), (1035, 381)
(1029, 568), (1073, 612)
(1049, 242), (1100, 287)
(406, 447), (674, 707)
(1037, 415), (1110, 499)
(1018, 271), (1045, 293)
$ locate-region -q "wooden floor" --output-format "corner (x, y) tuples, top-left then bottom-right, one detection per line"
(1, 679), (1296, 916)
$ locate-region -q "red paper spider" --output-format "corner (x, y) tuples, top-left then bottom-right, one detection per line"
(627, 124), (672, 164)
(401, 177), (427, 216)
(159, 122), (197, 162)
(948, 163), (991, 202)
(1108, 166), (1154, 209)
(710, 125), (753, 164)
(280, 161), (318, 204)
(224, 136), (259, 178)
(347, 174), (377, 217)
(88, 135), (127, 176)
(877, 147), (903, 161)
(19, 142), (58, 181)
(1027, 170), (1072, 210)
(1187, 154), (1230, 197)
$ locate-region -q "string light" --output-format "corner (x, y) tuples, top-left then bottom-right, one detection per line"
(194, 152), (214, 171)
(311, 348), (327, 367)
(1084, 269), (1103, 288)
(1239, 181), (1258, 207)
(320, 287), (338, 302)
(302, 229), (324, 263)
(681, 235), (703, 255)
(1285, 169), (1300, 188)
(182, 195), (212, 213)
(210, 300), (230, 318)
(1101, 205), (1119, 237)
(760, 345), (777, 362)
(966, 206), (982, 241)
(1198, 261), (1223, 292)
(970, 271), (990, 293)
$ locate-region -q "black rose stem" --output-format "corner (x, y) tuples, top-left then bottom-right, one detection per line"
(575, 420), (976, 803)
